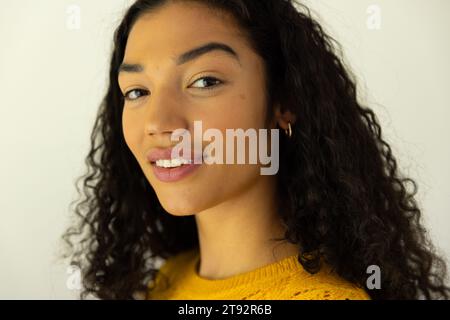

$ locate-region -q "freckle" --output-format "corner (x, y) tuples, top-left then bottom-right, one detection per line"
(240, 94), (246, 100)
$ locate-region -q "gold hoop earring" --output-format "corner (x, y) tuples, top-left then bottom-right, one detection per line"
(285, 122), (293, 138)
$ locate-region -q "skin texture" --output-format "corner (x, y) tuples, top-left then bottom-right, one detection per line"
(119, 2), (297, 279)
(62, 0), (450, 300)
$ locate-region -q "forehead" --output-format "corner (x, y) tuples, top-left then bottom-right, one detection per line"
(123, 2), (246, 63)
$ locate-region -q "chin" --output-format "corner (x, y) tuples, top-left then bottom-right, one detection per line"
(157, 197), (201, 216)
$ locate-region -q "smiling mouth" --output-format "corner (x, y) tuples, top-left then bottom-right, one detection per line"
(149, 157), (204, 183)
(151, 158), (194, 168)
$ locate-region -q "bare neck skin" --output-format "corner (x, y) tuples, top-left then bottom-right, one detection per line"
(194, 174), (299, 279)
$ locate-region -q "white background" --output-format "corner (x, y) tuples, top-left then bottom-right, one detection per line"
(0, 0), (449, 299)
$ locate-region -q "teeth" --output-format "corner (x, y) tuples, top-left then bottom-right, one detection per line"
(155, 158), (192, 168)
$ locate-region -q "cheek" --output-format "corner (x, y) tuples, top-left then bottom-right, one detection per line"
(199, 93), (268, 178)
(122, 109), (143, 157)
(218, 92), (266, 129)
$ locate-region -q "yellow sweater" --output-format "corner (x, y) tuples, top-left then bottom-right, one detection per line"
(147, 248), (371, 300)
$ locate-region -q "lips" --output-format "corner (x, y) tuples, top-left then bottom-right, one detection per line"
(146, 147), (204, 164)
(146, 148), (207, 183)
(151, 161), (201, 183)
(146, 147), (205, 183)
(146, 147), (176, 164)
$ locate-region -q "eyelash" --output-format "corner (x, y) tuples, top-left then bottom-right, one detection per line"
(122, 76), (224, 102)
(123, 88), (149, 102)
(192, 76), (224, 91)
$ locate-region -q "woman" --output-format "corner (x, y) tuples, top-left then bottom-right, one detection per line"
(61, 0), (450, 300)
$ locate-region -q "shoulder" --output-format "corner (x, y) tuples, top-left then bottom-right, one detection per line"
(147, 248), (198, 295)
(284, 264), (371, 300)
(289, 284), (371, 300)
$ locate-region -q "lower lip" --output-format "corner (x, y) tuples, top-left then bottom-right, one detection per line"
(151, 162), (202, 183)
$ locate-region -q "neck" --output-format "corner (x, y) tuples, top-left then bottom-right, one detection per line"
(194, 174), (299, 280)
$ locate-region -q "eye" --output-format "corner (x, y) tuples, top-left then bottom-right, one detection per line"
(123, 88), (150, 101)
(190, 76), (223, 90)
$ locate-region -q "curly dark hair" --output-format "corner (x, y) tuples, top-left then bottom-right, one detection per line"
(61, 0), (450, 300)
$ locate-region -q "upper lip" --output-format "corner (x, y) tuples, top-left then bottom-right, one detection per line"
(146, 147), (203, 163)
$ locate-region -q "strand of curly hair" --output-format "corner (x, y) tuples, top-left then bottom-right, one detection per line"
(61, 0), (450, 300)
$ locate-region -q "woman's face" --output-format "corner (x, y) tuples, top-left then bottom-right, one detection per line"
(119, 2), (275, 215)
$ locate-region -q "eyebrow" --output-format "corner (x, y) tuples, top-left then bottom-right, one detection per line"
(118, 42), (241, 74)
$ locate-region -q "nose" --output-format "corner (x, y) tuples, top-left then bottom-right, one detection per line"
(144, 85), (189, 141)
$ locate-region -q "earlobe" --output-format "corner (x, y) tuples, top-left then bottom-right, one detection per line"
(274, 105), (297, 131)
